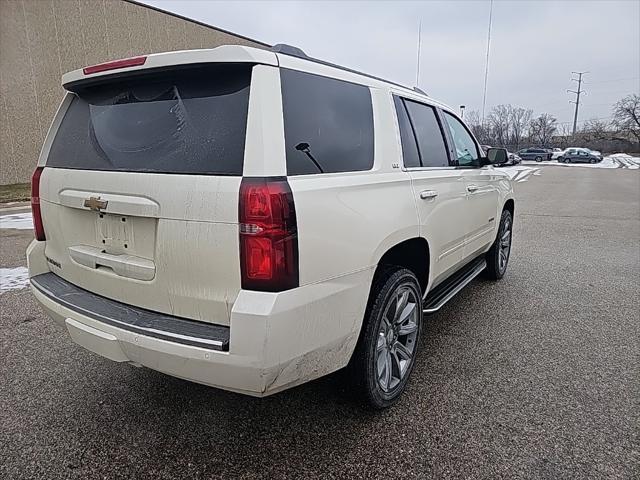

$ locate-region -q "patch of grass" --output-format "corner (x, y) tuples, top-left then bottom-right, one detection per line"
(0, 183), (30, 204)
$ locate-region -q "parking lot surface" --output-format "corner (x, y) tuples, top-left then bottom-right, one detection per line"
(1, 166), (638, 479)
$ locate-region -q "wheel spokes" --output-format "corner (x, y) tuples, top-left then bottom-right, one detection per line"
(381, 351), (392, 390)
(398, 319), (418, 336)
(394, 341), (413, 362)
(395, 301), (416, 326)
(395, 290), (409, 323)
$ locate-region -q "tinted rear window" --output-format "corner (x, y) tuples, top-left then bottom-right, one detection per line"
(281, 69), (374, 175)
(47, 64), (252, 175)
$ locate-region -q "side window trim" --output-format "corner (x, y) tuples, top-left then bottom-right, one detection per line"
(394, 95), (454, 170)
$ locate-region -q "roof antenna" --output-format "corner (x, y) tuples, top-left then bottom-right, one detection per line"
(415, 20), (422, 87)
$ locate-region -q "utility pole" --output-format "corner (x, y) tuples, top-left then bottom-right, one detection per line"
(568, 71), (588, 135)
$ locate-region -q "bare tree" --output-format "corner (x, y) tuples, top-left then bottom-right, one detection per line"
(612, 94), (640, 145)
(487, 104), (511, 147)
(529, 113), (558, 146)
(466, 110), (490, 144)
(509, 107), (533, 150)
(581, 118), (611, 142)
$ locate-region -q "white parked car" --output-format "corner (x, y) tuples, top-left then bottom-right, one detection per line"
(27, 45), (515, 408)
(551, 148), (565, 160)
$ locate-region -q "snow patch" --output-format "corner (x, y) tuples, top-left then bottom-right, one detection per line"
(0, 267), (30, 293)
(0, 212), (33, 230)
(498, 166), (540, 182)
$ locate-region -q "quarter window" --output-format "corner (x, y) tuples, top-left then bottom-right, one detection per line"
(443, 112), (479, 167)
(281, 69), (374, 175)
(393, 96), (420, 168)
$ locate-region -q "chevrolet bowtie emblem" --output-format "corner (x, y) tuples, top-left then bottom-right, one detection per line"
(84, 196), (108, 212)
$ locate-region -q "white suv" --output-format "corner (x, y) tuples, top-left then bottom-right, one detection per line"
(27, 45), (514, 408)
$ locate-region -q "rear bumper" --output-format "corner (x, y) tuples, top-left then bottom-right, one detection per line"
(28, 241), (372, 396)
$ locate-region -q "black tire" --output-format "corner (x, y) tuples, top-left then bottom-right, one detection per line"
(535, 156), (542, 162)
(590, 158), (596, 164)
(484, 209), (513, 280)
(558, 157), (564, 163)
(348, 267), (423, 409)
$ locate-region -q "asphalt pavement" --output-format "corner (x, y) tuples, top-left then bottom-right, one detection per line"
(1, 166), (638, 479)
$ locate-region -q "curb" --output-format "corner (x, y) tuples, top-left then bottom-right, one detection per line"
(0, 203), (31, 213)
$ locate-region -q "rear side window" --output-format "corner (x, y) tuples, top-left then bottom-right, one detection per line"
(281, 69), (374, 175)
(402, 99), (450, 168)
(47, 64), (252, 175)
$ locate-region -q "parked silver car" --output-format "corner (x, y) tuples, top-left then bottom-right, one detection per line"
(558, 148), (602, 164)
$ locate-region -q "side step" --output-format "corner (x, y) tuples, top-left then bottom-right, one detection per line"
(423, 257), (487, 314)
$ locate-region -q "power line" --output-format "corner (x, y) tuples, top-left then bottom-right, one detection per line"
(584, 76), (639, 85)
(481, 0), (493, 125)
(568, 71), (588, 135)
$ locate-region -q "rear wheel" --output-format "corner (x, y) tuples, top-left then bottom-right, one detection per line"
(484, 209), (513, 280)
(535, 156), (542, 162)
(349, 268), (423, 409)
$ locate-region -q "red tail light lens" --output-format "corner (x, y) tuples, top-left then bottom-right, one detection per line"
(83, 56), (147, 75)
(31, 167), (46, 241)
(239, 177), (298, 292)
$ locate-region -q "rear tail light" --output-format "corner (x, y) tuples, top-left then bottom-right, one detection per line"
(31, 167), (46, 241)
(83, 56), (147, 75)
(239, 177), (299, 292)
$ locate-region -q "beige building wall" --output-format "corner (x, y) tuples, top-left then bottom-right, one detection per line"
(0, 0), (267, 185)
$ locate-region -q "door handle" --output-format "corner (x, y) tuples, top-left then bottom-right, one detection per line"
(467, 185), (479, 193)
(419, 190), (438, 199)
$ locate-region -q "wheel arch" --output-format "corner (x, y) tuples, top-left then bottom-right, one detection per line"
(347, 236), (430, 367)
(372, 237), (430, 297)
(503, 198), (515, 217)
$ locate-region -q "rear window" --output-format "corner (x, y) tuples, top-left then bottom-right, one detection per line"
(47, 64), (252, 175)
(281, 69), (374, 175)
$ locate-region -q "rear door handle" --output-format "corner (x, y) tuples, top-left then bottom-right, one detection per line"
(467, 185), (479, 193)
(419, 190), (438, 199)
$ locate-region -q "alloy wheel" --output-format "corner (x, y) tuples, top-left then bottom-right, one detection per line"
(375, 285), (419, 393)
(499, 216), (512, 273)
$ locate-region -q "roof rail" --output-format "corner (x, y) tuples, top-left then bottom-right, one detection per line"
(271, 44), (308, 58)
(270, 43), (419, 93)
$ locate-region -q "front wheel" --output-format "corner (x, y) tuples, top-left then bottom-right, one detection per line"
(349, 268), (423, 409)
(484, 209), (513, 280)
(535, 156), (542, 162)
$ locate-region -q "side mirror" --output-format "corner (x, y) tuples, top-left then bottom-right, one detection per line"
(485, 147), (508, 165)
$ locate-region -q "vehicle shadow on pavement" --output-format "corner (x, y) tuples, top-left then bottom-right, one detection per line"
(48, 302), (460, 478)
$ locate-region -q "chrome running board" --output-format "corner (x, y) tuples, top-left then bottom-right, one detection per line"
(423, 257), (486, 314)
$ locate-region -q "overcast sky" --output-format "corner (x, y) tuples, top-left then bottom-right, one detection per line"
(144, 0), (639, 127)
